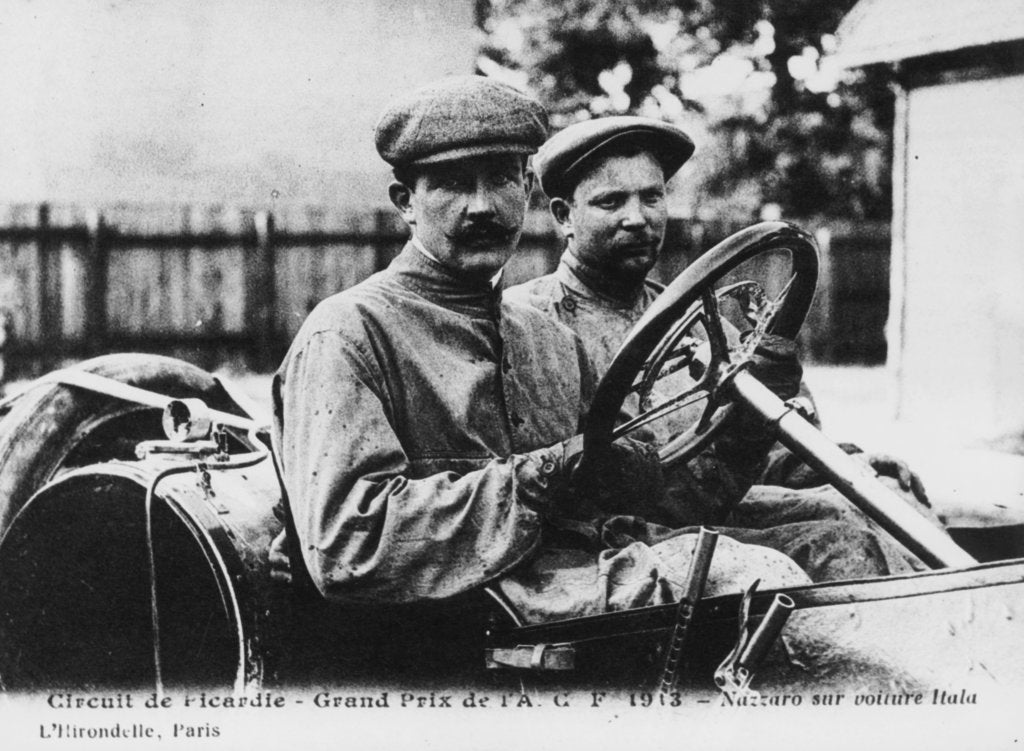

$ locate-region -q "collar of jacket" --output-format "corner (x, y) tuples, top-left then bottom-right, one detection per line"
(389, 242), (501, 317)
(557, 249), (654, 308)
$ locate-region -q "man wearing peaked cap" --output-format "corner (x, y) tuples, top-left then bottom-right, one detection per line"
(515, 115), (694, 307)
(269, 78), (814, 659)
(373, 75), (549, 278)
(506, 115), (937, 581)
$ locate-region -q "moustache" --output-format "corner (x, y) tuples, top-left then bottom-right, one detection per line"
(448, 221), (517, 244)
(613, 237), (661, 254)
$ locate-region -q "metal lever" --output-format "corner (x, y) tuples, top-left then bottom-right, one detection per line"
(658, 527), (718, 695)
(715, 582), (795, 699)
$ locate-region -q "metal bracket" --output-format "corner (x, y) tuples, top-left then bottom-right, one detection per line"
(195, 462), (230, 514)
(485, 643), (576, 671)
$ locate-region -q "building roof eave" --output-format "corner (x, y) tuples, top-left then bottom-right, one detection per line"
(835, 0), (1024, 68)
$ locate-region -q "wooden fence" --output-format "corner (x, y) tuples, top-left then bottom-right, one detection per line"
(0, 203), (890, 379)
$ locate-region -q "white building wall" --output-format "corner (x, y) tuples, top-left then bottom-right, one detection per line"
(897, 72), (1024, 437)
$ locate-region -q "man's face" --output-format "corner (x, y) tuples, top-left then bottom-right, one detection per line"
(554, 151), (668, 281)
(390, 154), (532, 278)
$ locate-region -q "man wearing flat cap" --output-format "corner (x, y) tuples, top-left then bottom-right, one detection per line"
(271, 77), (817, 633)
(506, 115), (938, 579)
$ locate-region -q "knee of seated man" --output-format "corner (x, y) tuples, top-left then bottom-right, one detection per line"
(798, 485), (861, 523)
(704, 534), (811, 597)
(799, 519), (898, 578)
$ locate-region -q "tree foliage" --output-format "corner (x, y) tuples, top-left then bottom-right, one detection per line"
(476, 0), (892, 221)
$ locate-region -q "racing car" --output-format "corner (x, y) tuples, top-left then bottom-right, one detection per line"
(0, 223), (1021, 697)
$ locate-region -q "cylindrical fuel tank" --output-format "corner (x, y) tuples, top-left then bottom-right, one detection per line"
(0, 452), (283, 692)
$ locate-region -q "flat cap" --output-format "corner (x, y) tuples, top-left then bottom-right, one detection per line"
(535, 116), (695, 198)
(374, 75), (548, 168)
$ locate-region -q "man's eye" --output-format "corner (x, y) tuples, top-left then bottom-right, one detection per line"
(594, 196), (622, 209)
(642, 192), (665, 206)
(439, 176), (470, 190)
(489, 172), (518, 187)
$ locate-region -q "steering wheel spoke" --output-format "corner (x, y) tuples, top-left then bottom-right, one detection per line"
(636, 312), (706, 402)
(640, 338), (708, 386)
(657, 391), (727, 464)
(700, 288), (731, 363)
(613, 382), (714, 440)
(693, 391), (721, 435)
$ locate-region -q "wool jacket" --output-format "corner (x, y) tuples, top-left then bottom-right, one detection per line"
(273, 244), (595, 604)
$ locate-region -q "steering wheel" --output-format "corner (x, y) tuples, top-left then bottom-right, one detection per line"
(583, 221), (819, 467)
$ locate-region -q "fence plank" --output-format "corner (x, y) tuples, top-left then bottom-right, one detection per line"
(274, 242), (381, 339)
(36, 205), (62, 347)
(163, 242), (190, 332)
(0, 235), (41, 344)
(107, 246), (161, 334)
(247, 211), (277, 369)
(191, 246), (245, 334)
(82, 211), (109, 352)
(57, 241), (88, 341)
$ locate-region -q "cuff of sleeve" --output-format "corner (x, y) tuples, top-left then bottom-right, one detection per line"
(713, 428), (773, 476)
(513, 446), (566, 514)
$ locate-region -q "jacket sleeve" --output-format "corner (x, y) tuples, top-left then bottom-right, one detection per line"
(272, 329), (556, 605)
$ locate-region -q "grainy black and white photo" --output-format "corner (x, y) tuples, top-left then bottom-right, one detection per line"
(0, 1), (1022, 748)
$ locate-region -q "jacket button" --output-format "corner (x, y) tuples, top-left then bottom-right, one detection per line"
(561, 296), (577, 313)
(539, 459), (558, 477)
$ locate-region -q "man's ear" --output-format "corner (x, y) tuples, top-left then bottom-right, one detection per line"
(550, 197), (574, 239)
(388, 181), (416, 225)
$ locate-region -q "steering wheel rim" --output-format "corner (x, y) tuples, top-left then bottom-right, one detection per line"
(583, 221), (819, 466)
